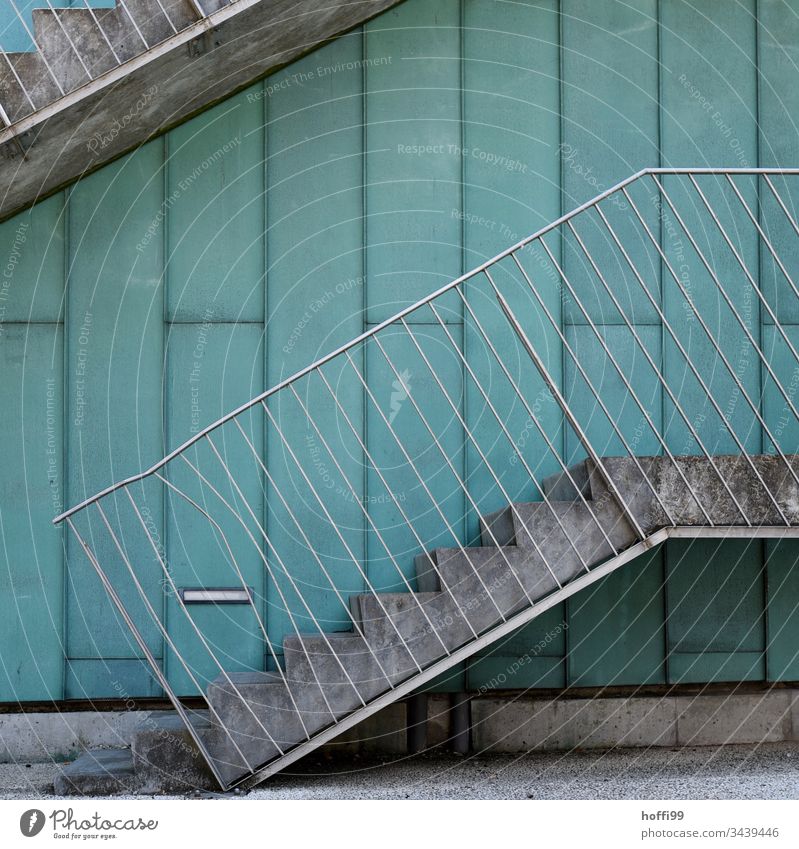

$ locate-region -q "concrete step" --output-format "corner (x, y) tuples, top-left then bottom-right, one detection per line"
(0, 52), (62, 121)
(203, 671), (320, 786)
(582, 454), (799, 529)
(417, 546), (560, 624)
(284, 631), (392, 707)
(33, 9), (101, 93)
(121, 0), (198, 45)
(131, 709), (219, 793)
(54, 747), (137, 796)
(355, 590), (474, 666)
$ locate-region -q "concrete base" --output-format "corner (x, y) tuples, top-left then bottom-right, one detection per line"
(471, 689), (799, 753)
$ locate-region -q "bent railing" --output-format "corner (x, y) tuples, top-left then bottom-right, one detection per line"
(54, 168), (799, 788)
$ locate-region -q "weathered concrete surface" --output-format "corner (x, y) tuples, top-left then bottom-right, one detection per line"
(471, 690), (799, 753)
(472, 695), (678, 752)
(53, 748), (137, 796)
(0, 0), (406, 222)
(131, 712), (217, 793)
(0, 709), (148, 764)
(676, 692), (793, 746)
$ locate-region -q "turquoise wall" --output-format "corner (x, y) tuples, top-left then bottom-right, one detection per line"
(2, 0), (799, 702)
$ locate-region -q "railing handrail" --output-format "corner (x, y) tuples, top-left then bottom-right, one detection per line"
(52, 166), (799, 524)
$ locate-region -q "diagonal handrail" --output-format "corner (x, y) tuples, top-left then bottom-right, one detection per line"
(54, 167), (799, 790)
(53, 167), (799, 526)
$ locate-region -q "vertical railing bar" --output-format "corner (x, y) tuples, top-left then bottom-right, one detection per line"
(117, 0), (150, 48)
(522, 242), (676, 528)
(495, 289), (647, 540)
(564, 217), (715, 525)
(7, 0), (65, 95)
(154, 469), (315, 743)
(654, 174), (795, 520)
(623, 182), (781, 525)
(97, 499), (259, 779)
(373, 328), (553, 598)
(451, 289), (623, 554)
(590, 203), (751, 524)
(313, 366), (482, 642)
(399, 312), (584, 582)
(343, 347), (508, 629)
(204, 426), (406, 685)
(277, 390), (452, 660)
(42, 1), (93, 81)
(170, 453), (350, 721)
(124, 488), (284, 771)
(79, 0), (121, 65)
(64, 516), (247, 786)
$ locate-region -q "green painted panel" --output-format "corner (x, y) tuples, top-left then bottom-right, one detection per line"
(466, 657), (565, 691)
(669, 652), (765, 684)
(365, 0), (462, 321)
(759, 0), (799, 323)
(661, 0), (760, 455)
(761, 324), (799, 453)
(666, 539), (765, 683)
(467, 603), (567, 690)
(0, 324), (64, 701)
(66, 142), (165, 663)
(462, 0), (562, 539)
(561, 0), (660, 324)
(65, 659), (161, 700)
(0, 194), (65, 323)
(366, 323), (465, 591)
(568, 549), (665, 687)
(765, 541), (799, 681)
(265, 35), (366, 647)
(164, 323), (265, 694)
(166, 91), (265, 323)
(565, 324), (663, 459)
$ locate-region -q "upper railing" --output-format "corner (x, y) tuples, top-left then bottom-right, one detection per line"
(53, 168), (799, 788)
(0, 0), (251, 128)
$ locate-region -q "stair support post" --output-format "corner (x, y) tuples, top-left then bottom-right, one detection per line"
(449, 693), (471, 755)
(406, 693), (428, 754)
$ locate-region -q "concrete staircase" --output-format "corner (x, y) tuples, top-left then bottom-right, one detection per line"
(0, 0), (405, 221)
(55, 452), (799, 794)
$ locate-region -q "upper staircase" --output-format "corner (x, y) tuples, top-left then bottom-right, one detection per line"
(0, 0), (405, 221)
(53, 168), (799, 792)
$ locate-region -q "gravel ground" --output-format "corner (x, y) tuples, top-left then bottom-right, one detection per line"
(2, 743), (799, 800)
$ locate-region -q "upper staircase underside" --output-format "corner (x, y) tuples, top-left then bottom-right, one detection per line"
(0, 0), (404, 222)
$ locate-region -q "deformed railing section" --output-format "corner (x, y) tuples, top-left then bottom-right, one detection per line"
(54, 169), (799, 788)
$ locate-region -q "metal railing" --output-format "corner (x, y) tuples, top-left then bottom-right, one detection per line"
(0, 1), (250, 124)
(54, 168), (799, 788)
